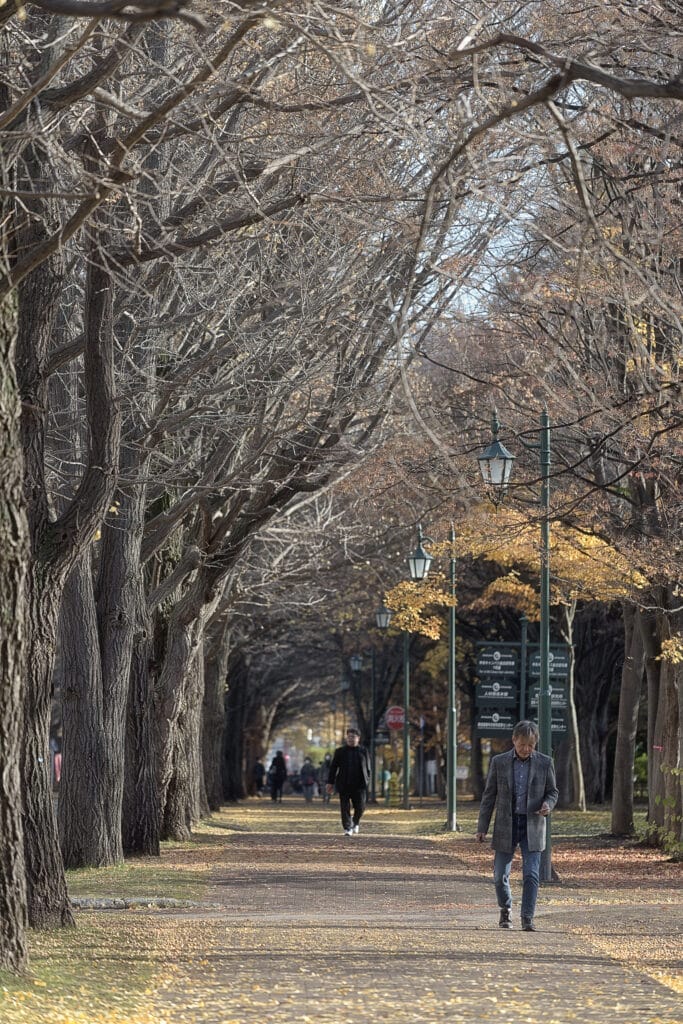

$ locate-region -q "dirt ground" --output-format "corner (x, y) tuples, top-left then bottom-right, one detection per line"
(2, 797), (680, 1024)
(145, 799), (682, 1024)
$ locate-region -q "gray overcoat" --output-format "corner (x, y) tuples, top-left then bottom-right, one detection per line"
(477, 749), (559, 852)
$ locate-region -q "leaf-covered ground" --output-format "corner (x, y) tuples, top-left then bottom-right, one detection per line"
(1, 799), (680, 1023)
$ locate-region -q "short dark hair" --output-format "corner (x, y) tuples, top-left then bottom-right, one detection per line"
(512, 720), (539, 741)
(346, 727), (360, 736)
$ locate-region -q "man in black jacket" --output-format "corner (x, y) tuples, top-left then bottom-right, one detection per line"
(326, 728), (371, 836)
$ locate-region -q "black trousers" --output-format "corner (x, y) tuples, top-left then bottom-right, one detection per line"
(339, 788), (367, 830)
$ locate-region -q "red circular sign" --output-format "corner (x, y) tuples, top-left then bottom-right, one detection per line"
(385, 705), (405, 729)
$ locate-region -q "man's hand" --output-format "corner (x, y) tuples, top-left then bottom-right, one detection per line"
(326, 783), (333, 794)
(475, 832), (486, 843)
(535, 802), (550, 816)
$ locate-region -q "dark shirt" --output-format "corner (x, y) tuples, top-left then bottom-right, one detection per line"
(328, 744), (370, 793)
(513, 754), (531, 814)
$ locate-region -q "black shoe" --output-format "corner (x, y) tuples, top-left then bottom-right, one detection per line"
(521, 917), (536, 931)
(499, 909), (513, 929)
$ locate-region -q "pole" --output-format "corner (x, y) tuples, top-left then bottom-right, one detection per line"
(519, 614), (528, 721)
(403, 630), (411, 809)
(370, 647), (376, 803)
(538, 408), (553, 881)
(446, 524), (457, 831)
(419, 719), (424, 806)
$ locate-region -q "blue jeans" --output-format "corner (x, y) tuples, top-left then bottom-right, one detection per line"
(493, 814), (541, 920)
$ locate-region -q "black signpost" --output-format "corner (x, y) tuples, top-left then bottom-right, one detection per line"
(474, 621), (569, 742)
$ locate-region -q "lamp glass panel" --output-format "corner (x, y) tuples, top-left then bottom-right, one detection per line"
(376, 608), (392, 628)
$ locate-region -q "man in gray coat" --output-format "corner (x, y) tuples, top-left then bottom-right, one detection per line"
(476, 720), (559, 932)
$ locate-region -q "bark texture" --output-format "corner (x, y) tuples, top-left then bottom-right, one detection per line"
(611, 604), (644, 835)
(0, 286), (29, 969)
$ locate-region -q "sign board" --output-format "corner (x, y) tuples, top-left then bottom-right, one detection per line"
(476, 645), (518, 677)
(528, 683), (568, 710)
(374, 732), (390, 745)
(476, 679), (518, 705)
(530, 710), (568, 735)
(385, 705), (405, 730)
(474, 708), (516, 738)
(528, 646), (570, 678)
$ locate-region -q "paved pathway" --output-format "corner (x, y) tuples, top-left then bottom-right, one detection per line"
(151, 816), (682, 1024)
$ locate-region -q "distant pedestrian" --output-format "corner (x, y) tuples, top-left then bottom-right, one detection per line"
(476, 720), (559, 932)
(326, 728), (371, 836)
(382, 765), (391, 800)
(269, 751), (287, 802)
(300, 757), (317, 802)
(318, 754), (332, 803)
(252, 759), (266, 797)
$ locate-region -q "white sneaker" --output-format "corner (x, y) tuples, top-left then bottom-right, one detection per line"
(352, 824), (360, 834)
(344, 828), (353, 835)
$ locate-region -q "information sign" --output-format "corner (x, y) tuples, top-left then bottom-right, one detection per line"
(476, 645), (518, 677)
(476, 679), (518, 705)
(528, 646), (570, 678)
(530, 710), (568, 735)
(474, 708), (516, 737)
(528, 683), (568, 710)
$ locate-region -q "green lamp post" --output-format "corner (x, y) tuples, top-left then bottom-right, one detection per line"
(478, 409), (553, 881)
(404, 526), (433, 810)
(372, 599), (393, 802)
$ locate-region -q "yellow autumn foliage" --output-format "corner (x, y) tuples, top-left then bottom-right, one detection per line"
(384, 574), (455, 639)
(386, 506), (647, 638)
(658, 635), (683, 665)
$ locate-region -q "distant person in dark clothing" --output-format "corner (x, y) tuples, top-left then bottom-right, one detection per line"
(300, 757), (317, 802)
(252, 759), (266, 796)
(326, 728), (371, 835)
(318, 753), (332, 803)
(269, 751), (287, 802)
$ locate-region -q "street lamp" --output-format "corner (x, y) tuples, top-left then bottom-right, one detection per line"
(446, 524), (458, 832)
(407, 524), (458, 832)
(340, 676), (350, 740)
(477, 407), (553, 880)
(401, 525), (434, 810)
(375, 598), (393, 630)
(477, 409), (516, 499)
(371, 599), (393, 802)
(349, 653), (363, 674)
(407, 524), (433, 580)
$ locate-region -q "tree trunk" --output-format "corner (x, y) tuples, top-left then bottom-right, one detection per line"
(59, 553), (123, 867)
(157, 608), (206, 837)
(657, 604), (682, 846)
(554, 737), (573, 807)
(21, 575), (74, 928)
(0, 283), (29, 969)
(574, 603), (623, 803)
(640, 606), (662, 824)
(160, 644), (206, 839)
(16, 132), (119, 920)
(187, 644), (205, 824)
(223, 650), (250, 801)
(14, 120), (73, 924)
(203, 623), (230, 812)
(122, 585), (159, 856)
(611, 603), (644, 835)
(561, 601), (586, 810)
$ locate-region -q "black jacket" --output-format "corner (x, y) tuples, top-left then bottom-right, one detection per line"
(327, 743), (371, 793)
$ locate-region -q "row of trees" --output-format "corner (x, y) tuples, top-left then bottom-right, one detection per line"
(1, 0), (682, 974)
